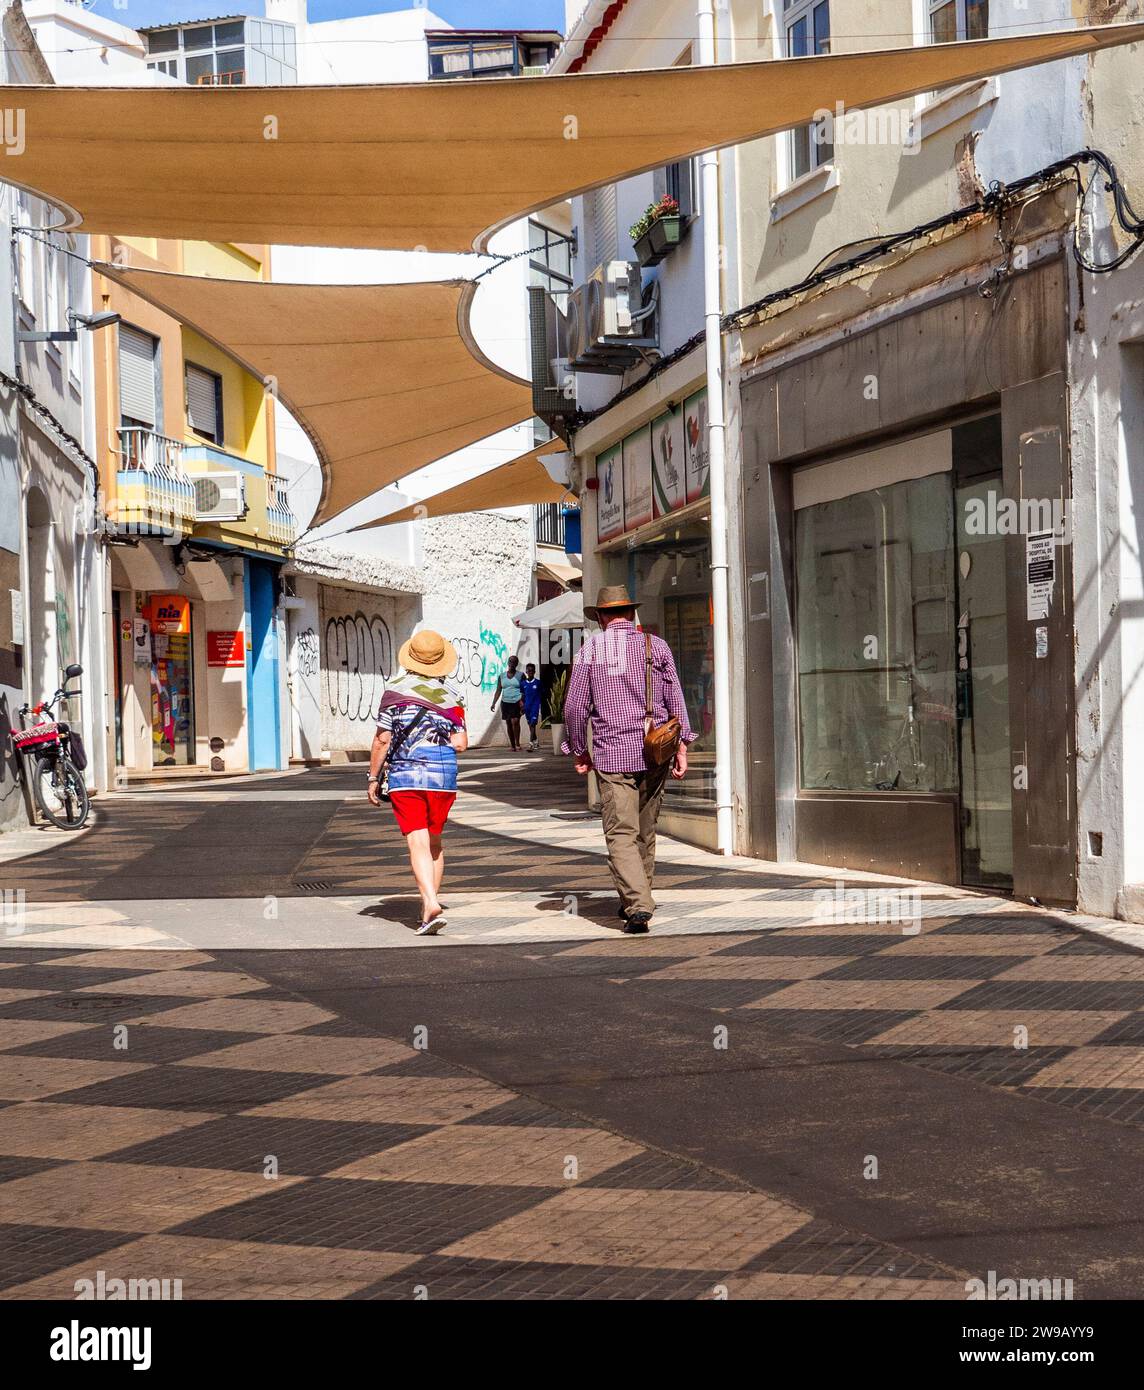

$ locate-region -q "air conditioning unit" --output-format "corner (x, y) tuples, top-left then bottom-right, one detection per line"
(194, 471), (247, 523)
(563, 260), (658, 375)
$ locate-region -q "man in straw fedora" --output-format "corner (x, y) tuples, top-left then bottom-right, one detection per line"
(368, 629), (468, 935)
(563, 585), (694, 933)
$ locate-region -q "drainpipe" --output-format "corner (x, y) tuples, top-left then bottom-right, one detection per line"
(697, 0), (734, 855)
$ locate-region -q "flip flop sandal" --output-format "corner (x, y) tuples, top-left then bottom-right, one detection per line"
(416, 914), (446, 936)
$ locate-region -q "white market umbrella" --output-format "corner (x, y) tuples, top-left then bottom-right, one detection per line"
(513, 591), (584, 630)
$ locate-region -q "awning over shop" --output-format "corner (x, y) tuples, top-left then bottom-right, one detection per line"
(514, 591), (585, 630)
(536, 560), (583, 590)
(11, 24), (1144, 253)
(97, 265), (531, 526)
(352, 443), (575, 530)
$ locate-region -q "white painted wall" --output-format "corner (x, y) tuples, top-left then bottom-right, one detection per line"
(23, 0), (177, 85)
(420, 512), (535, 746)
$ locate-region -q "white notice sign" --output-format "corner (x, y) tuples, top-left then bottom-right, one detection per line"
(1026, 532), (1056, 621)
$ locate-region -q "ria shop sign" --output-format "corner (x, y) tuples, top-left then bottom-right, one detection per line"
(147, 594), (190, 637)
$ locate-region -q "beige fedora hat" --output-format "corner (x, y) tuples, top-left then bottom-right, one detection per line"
(398, 629), (457, 678)
(584, 584), (637, 622)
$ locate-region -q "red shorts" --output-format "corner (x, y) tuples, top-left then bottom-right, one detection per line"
(389, 790), (456, 836)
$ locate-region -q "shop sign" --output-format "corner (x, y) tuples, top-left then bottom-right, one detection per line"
(148, 594), (190, 636)
(207, 629), (245, 667)
(596, 444), (624, 541)
(622, 426), (653, 531)
(597, 389), (708, 542)
(684, 389), (711, 503)
(651, 407), (686, 517)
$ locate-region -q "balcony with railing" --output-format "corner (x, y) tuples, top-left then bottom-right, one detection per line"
(264, 470), (297, 548)
(534, 501), (566, 549)
(115, 427), (195, 539)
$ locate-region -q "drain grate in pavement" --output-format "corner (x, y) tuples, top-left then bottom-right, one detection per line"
(293, 881), (334, 892)
(547, 810), (598, 821)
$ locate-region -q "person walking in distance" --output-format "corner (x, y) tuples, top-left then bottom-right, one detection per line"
(367, 630), (468, 936)
(520, 662), (542, 752)
(490, 654), (524, 751)
(563, 586), (693, 933)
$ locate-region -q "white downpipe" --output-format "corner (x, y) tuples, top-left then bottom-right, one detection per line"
(697, 0), (734, 855)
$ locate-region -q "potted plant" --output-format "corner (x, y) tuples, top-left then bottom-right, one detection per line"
(546, 670), (569, 755)
(629, 195), (683, 267)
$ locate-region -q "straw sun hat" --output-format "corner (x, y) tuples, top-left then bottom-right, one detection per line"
(397, 629), (457, 678)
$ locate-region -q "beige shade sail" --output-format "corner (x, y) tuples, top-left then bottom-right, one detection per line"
(352, 443), (575, 530)
(97, 264), (531, 525)
(10, 24), (1144, 253)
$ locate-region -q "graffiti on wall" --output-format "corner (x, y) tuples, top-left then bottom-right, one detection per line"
(451, 624), (509, 695)
(325, 612), (393, 723)
(296, 627), (319, 680)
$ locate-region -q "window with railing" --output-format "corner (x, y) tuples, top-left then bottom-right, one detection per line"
(529, 219), (573, 306)
(535, 502), (566, 548)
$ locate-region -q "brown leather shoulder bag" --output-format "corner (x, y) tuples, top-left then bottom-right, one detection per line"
(642, 632), (683, 768)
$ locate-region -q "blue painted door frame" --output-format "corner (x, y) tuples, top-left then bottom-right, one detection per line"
(244, 558), (283, 771)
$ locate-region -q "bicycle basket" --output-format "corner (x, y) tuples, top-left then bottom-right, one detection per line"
(12, 723), (60, 749)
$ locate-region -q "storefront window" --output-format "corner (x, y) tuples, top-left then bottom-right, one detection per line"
(795, 472), (957, 793)
(150, 610), (195, 766)
(631, 521), (715, 805)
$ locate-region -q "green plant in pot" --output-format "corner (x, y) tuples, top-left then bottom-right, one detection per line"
(629, 195), (683, 267)
(545, 670), (569, 754)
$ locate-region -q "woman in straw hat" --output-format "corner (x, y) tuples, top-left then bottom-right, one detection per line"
(367, 629), (468, 935)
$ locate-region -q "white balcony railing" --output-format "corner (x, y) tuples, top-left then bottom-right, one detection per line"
(264, 470), (297, 547)
(115, 427), (196, 538)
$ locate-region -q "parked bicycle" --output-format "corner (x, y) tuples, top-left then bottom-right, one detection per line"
(12, 664), (90, 830)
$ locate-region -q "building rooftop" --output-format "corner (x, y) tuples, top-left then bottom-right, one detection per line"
(425, 29), (563, 42)
(138, 16), (247, 31)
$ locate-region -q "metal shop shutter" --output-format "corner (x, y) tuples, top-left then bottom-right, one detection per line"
(118, 324), (158, 427)
(185, 363), (220, 441)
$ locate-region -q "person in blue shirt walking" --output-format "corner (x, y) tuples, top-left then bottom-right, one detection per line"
(520, 662), (543, 752)
(490, 654), (524, 751)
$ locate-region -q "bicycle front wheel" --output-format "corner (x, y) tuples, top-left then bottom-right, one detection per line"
(32, 755), (90, 830)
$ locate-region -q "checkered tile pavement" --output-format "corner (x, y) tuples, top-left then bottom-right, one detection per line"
(2, 756), (1143, 1298)
(0, 944), (974, 1300)
(4, 896), (1144, 1298)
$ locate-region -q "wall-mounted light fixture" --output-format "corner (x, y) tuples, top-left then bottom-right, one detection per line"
(18, 308), (121, 345)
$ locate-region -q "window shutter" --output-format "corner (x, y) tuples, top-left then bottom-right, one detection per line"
(119, 325), (158, 427)
(592, 185), (618, 267)
(185, 364), (219, 441)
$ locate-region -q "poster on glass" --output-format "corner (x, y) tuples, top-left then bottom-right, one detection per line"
(596, 444), (625, 541)
(651, 407), (686, 518)
(684, 389), (711, 503)
(622, 426), (653, 532)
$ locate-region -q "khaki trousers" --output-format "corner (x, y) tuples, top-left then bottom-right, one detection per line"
(596, 765), (672, 916)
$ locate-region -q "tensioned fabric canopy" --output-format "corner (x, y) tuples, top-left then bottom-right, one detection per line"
(352, 443), (575, 530)
(96, 264), (530, 525)
(12, 25), (1144, 253)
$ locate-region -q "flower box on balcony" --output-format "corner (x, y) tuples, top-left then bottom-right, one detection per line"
(633, 214), (683, 267)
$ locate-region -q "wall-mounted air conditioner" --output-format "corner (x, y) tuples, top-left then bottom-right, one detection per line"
(193, 471), (247, 523)
(563, 260), (658, 375)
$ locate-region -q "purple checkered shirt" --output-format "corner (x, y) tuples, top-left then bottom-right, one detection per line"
(561, 619), (695, 773)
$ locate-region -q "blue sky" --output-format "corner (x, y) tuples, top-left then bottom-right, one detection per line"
(90, 0), (565, 31)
